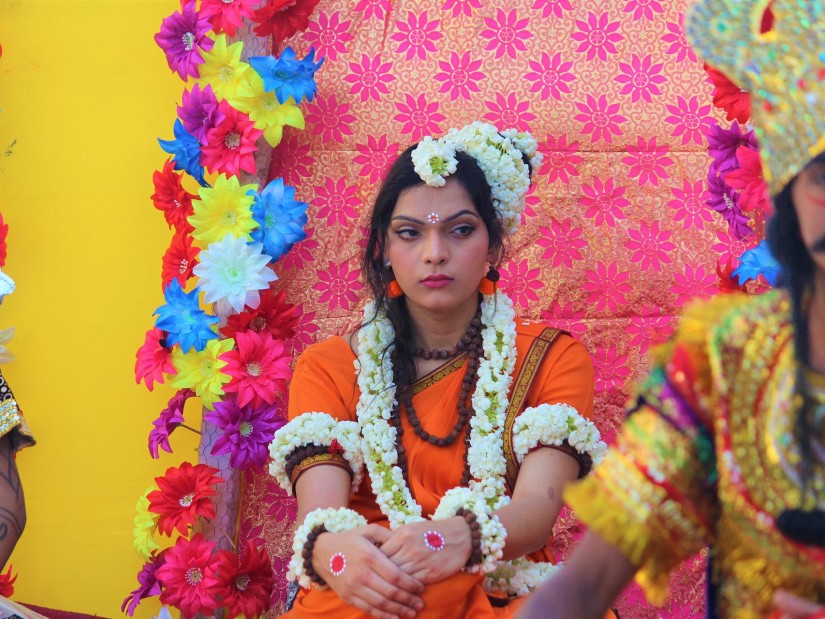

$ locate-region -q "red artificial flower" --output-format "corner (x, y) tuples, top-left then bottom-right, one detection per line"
(716, 256), (748, 294)
(0, 213), (9, 268)
(704, 64), (751, 124)
(220, 330), (292, 409)
(151, 159), (197, 234)
(725, 145), (772, 214)
(0, 564), (16, 597)
(253, 0), (322, 43)
(135, 328), (176, 392)
(199, 0), (257, 36)
(147, 462), (223, 536)
(157, 534), (221, 619)
(162, 232), (200, 290)
(219, 289), (299, 341)
(202, 101), (262, 178)
(212, 541), (274, 619)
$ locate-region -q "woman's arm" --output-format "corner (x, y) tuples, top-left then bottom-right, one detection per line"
(516, 531), (637, 619)
(0, 434), (23, 568)
(294, 466), (425, 619)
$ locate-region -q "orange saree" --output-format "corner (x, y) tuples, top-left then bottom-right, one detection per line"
(283, 321), (594, 618)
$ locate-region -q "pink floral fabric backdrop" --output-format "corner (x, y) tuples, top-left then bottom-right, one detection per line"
(240, 0), (737, 615)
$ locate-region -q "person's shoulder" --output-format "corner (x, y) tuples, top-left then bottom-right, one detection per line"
(513, 318), (581, 352)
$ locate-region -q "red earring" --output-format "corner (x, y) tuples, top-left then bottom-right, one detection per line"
(479, 265), (500, 295)
(387, 280), (403, 298)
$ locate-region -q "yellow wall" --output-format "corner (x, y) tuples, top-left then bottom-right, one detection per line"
(1, 1), (200, 615)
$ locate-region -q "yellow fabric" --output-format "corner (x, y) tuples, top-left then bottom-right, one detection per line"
(286, 322), (594, 618)
(565, 290), (825, 616)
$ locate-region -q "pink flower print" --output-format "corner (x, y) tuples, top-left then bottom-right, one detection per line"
(279, 228), (319, 271)
(670, 264), (717, 306)
(499, 259), (543, 309)
(313, 261), (364, 311)
(483, 93), (536, 132)
(533, 0), (573, 19)
(344, 54), (395, 102)
(713, 229), (756, 265)
(662, 15), (698, 63)
(312, 178), (359, 226)
(571, 12), (623, 62)
(394, 94), (446, 142)
(302, 12), (353, 62)
(524, 187), (541, 218)
(305, 94), (356, 144)
(443, 0), (482, 18)
(615, 54), (666, 103)
(593, 344), (631, 392)
(624, 0), (665, 21)
(481, 9), (532, 59)
(263, 480), (298, 521)
(353, 0), (390, 21)
(354, 134), (400, 184)
(621, 136), (674, 187)
(579, 177), (629, 226)
(665, 95), (714, 146)
(537, 219), (588, 268)
(539, 135), (582, 184)
(573, 94), (626, 143)
(525, 52), (575, 101)
(670, 179), (715, 230)
(434, 51), (485, 101)
(627, 313), (675, 354)
(582, 262), (632, 312)
(270, 134), (314, 186)
(625, 221), (676, 270)
(289, 307), (321, 355)
(391, 12), (442, 61)
(540, 301), (587, 339)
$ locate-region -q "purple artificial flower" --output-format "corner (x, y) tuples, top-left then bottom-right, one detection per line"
(154, 0), (215, 80)
(706, 121), (757, 174)
(148, 388), (194, 458)
(121, 552), (165, 616)
(204, 396), (286, 470)
(177, 84), (226, 145)
(705, 170), (753, 240)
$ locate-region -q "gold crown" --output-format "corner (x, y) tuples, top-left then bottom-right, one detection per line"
(685, 0), (825, 195)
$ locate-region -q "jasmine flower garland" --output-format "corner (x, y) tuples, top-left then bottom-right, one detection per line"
(512, 404), (607, 466)
(269, 412), (365, 494)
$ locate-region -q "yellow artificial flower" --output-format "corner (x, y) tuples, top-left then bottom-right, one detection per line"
(229, 72), (305, 147)
(188, 174), (258, 246)
(197, 34), (255, 102)
(133, 487), (160, 559)
(169, 338), (235, 410)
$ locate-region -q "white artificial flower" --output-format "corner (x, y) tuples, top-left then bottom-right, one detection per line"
(192, 234), (278, 316)
(0, 327), (15, 364)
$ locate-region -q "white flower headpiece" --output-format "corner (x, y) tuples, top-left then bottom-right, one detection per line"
(410, 122), (543, 236)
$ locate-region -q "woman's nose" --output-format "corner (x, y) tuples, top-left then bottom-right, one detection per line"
(423, 233), (448, 264)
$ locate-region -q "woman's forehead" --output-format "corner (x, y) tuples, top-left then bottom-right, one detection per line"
(393, 179), (477, 217)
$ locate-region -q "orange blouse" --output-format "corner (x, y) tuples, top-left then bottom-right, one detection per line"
(284, 321), (594, 618)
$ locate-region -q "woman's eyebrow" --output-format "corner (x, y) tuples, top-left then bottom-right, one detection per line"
(391, 210), (479, 224)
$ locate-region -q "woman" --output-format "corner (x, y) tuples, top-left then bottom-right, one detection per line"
(517, 1), (825, 617)
(269, 122), (607, 618)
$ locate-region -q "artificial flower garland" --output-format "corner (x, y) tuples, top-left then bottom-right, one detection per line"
(288, 507), (367, 588)
(269, 412), (365, 494)
(410, 122), (544, 236)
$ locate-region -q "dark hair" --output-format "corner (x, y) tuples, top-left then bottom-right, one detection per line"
(767, 181), (819, 490)
(360, 145), (504, 388)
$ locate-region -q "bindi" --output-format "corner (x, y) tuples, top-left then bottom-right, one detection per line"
(427, 212), (440, 223)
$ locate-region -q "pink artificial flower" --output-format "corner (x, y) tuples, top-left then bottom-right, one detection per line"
(199, 0), (257, 37)
(221, 330), (292, 409)
(202, 102), (262, 177)
(135, 328), (176, 391)
(725, 145), (771, 214)
(157, 534), (221, 619)
(154, 1), (214, 80)
(148, 389), (195, 459)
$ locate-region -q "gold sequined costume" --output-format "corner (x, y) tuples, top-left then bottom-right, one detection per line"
(565, 290), (825, 617)
(0, 370), (34, 453)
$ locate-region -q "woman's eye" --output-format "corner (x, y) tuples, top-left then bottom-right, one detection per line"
(453, 224), (475, 237)
(395, 228), (419, 239)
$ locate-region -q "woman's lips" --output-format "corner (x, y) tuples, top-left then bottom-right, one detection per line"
(421, 275), (453, 288)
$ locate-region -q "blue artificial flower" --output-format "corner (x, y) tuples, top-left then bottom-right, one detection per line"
(249, 47), (324, 105)
(153, 279), (219, 353)
(158, 119), (207, 186)
(732, 240), (782, 287)
(250, 178), (308, 263)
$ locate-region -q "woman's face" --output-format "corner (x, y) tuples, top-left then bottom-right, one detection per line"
(386, 177), (491, 315)
(792, 159), (825, 274)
